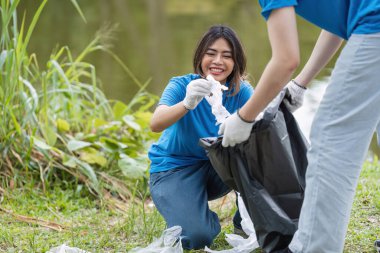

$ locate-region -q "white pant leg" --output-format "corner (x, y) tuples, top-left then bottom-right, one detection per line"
(290, 33), (380, 253)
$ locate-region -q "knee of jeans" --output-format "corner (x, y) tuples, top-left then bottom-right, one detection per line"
(182, 226), (220, 250)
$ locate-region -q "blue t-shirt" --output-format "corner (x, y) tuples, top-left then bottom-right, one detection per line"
(259, 0), (380, 40)
(148, 73), (254, 173)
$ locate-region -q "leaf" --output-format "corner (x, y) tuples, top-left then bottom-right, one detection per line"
(20, 0), (48, 56)
(70, 0), (87, 23)
(40, 124), (57, 147)
(112, 101), (128, 120)
(56, 118), (70, 132)
(93, 118), (108, 128)
(134, 111), (153, 128)
(0, 50), (9, 70)
(20, 78), (39, 110)
(75, 184), (84, 195)
(62, 154), (77, 168)
(118, 156), (147, 179)
(101, 121), (121, 133)
(10, 112), (21, 134)
(31, 137), (52, 150)
(76, 160), (99, 187)
(123, 115), (141, 131)
(80, 151), (107, 167)
(134, 111), (152, 121)
(67, 140), (91, 151)
(83, 133), (98, 142)
(100, 137), (127, 150)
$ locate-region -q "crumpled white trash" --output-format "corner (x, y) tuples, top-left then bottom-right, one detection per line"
(46, 244), (90, 253)
(129, 225), (183, 253)
(204, 193), (259, 253)
(205, 75), (230, 125)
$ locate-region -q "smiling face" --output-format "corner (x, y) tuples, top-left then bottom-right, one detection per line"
(201, 38), (234, 84)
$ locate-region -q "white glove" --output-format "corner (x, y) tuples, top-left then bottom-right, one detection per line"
(183, 79), (213, 110)
(218, 111), (254, 147)
(283, 80), (306, 112)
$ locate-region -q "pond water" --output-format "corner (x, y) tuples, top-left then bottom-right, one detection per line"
(19, 0), (379, 157)
(19, 1), (324, 100)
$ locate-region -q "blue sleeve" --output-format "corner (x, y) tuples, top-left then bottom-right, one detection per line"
(259, 0), (298, 20)
(159, 77), (187, 106)
(238, 82), (254, 108)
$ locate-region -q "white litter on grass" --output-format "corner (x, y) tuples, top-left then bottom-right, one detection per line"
(205, 75), (231, 125)
(205, 193), (259, 253)
(205, 234), (258, 253)
(46, 244), (90, 253)
(129, 226), (183, 253)
(128, 194), (258, 253)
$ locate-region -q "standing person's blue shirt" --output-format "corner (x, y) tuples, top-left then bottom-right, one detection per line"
(259, 0), (380, 39)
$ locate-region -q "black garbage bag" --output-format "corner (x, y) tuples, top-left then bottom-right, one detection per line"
(199, 94), (309, 253)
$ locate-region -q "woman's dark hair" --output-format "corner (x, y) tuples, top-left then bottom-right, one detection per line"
(193, 25), (247, 95)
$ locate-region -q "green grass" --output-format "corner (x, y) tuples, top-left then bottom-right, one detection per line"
(0, 160), (379, 252)
(0, 185), (165, 252)
(345, 159), (380, 253)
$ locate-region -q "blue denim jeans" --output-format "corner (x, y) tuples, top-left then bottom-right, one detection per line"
(149, 160), (241, 250)
(289, 33), (380, 253)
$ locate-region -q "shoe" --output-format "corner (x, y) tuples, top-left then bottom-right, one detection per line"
(233, 226), (248, 238)
(375, 239), (380, 253)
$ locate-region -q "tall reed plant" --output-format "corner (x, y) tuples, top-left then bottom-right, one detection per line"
(0, 0), (159, 207)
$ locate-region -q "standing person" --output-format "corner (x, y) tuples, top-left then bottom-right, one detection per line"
(218, 1), (380, 252)
(148, 25), (254, 250)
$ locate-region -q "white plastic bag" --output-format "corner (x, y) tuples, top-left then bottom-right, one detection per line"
(204, 193), (259, 253)
(46, 244), (90, 253)
(129, 226), (183, 253)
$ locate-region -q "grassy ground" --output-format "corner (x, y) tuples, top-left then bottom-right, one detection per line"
(0, 160), (379, 253)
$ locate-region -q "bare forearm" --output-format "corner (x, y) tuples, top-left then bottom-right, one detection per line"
(239, 7), (299, 121)
(239, 58), (296, 121)
(150, 102), (188, 132)
(295, 30), (343, 86)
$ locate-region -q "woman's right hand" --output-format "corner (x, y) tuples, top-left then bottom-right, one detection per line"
(283, 80), (306, 112)
(183, 79), (213, 110)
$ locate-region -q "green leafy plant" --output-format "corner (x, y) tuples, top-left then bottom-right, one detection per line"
(0, 0), (159, 206)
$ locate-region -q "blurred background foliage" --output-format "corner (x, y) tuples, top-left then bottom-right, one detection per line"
(17, 0), (324, 102)
(0, 0), (160, 209)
